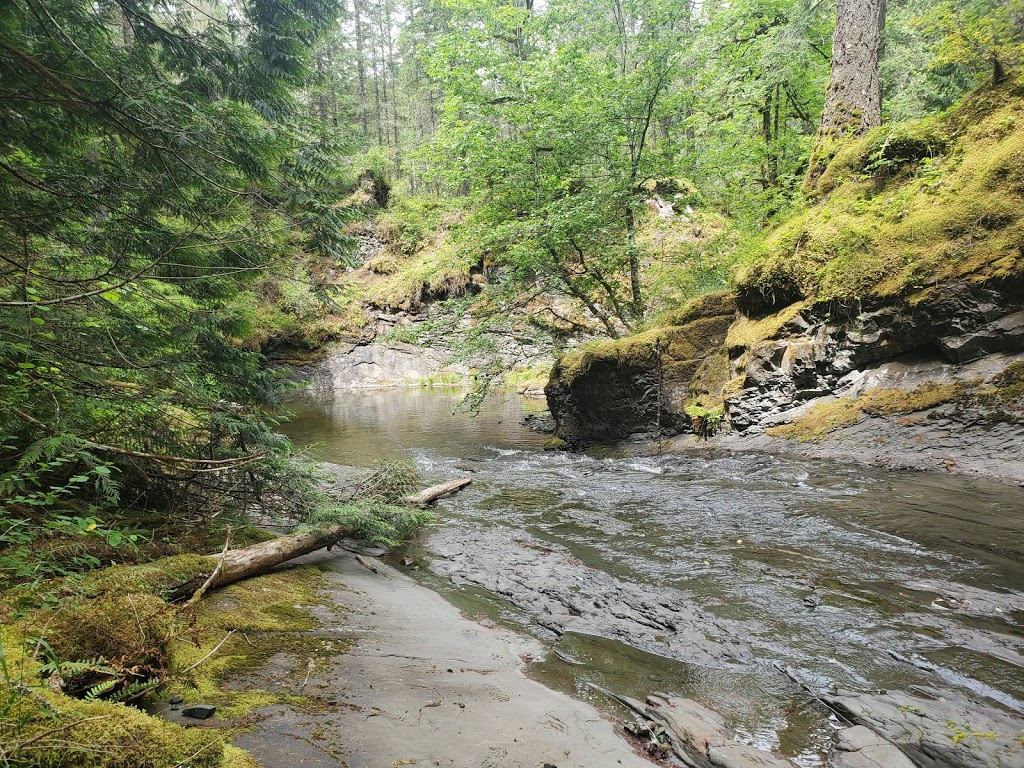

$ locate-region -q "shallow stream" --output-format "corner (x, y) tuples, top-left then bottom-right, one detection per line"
(283, 388), (1024, 766)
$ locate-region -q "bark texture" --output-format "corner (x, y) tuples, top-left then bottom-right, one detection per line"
(821, 0), (886, 137)
(805, 0), (886, 190)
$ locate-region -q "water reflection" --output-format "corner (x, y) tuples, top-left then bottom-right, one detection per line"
(281, 388), (1024, 765)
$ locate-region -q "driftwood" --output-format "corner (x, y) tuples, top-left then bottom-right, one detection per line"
(169, 478), (473, 601)
(404, 477), (472, 506)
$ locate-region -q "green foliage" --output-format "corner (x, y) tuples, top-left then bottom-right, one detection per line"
(309, 499), (434, 547)
(684, 404), (725, 439)
(309, 460), (433, 546)
(918, 0), (1024, 85)
(0, 0), (359, 597)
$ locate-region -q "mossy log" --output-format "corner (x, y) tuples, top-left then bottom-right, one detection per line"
(168, 478), (472, 601)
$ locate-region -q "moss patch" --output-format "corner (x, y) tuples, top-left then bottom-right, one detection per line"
(767, 398), (865, 442)
(725, 302), (807, 351)
(2, 622), (225, 768)
(2, 560), (344, 767)
(169, 565), (348, 718)
(859, 382), (960, 416)
(767, 381), (962, 441)
(736, 77), (1024, 315)
(557, 293), (736, 383)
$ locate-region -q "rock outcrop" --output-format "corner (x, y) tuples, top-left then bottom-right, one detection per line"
(542, 79), (1024, 469)
(726, 278), (1024, 432)
(545, 293), (736, 446)
(823, 690), (1024, 768)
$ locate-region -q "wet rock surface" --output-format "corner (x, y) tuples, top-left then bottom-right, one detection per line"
(823, 690), (1024, 768)
(234, 550), (656, 768)
(284, 391), (1024, 767)
(427, 525), (753, 668)
(831, 725), (917, 768)
(699, 399), (1024, 484)
(612, 692), (799, 767)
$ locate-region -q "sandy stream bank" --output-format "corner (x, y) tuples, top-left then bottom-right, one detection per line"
(230, 549), (654, 768)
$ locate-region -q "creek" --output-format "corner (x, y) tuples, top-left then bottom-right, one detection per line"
(283, 388), (1024, 767)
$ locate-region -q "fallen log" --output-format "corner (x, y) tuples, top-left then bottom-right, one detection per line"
(404, 477), (472, 506)
(166, 477), (473, 601)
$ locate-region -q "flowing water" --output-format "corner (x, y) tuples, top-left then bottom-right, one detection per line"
(283, 388), (1024, 766)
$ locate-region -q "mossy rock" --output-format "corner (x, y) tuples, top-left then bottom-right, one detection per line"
(546, 292), (737, 446)
(736, 76), (1024, 316)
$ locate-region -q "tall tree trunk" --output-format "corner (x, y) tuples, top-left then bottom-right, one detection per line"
(353, 0), (369, 140)
(804, 0), (886, 191)
(625, 206), (643, 319)
(316, 54), (329, 124)
(384, 0), (401, 176)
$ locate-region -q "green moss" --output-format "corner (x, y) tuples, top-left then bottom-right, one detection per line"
(84, 554), (213, 599)
(7, 695), (227, 767)
(969, 360), (1024, 419)
(543, 436), (568, 451)
(2, 623), (224, 768)
(767, 382), (962, 441)
(38, 592), (175, 689)
(737, 76), (1024, 313)
(659, 292), (736, 326)
(816, 118), (951, 195)
(859, 382), (960, 416)
(725, 302), (806, 350)
(980, 360), (1024, 402)
(222, 745), (263, 768)
(557, 296), (735, 384)
(768, 398), (864, 442)
(367, 235), (478, 311)
(169, 565), (348, 718)
(688, 349), (730, 403)
(2, 562), (344, 767)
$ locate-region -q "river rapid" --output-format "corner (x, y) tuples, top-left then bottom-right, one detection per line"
(282, 388), (1024, 767)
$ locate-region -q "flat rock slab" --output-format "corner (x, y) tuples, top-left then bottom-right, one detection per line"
(831, 725), (917, 768)
(612, 693), (797, 768)
(824, 690), (1024, 768)
(235, 550), (655, 768)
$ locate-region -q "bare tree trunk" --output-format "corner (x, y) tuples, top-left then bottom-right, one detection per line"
(383, 0), (402, 176)
(805, 0), (886, 190)
(316, 54), (329, 124)
(353, 0), (369, 140)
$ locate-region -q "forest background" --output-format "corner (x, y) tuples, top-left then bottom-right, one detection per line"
(0, 0), (1021, 618)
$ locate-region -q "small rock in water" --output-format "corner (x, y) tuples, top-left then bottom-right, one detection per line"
(400, 558), (415, 566)
(181, 704), (216, 720)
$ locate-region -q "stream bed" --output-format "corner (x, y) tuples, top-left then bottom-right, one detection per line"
(283, 388), (1024, 766)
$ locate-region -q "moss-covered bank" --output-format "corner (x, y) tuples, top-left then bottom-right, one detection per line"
(543, 78), (1024, 454)
(736, 77), (1024, 318)
(1, 558), (340, 768)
